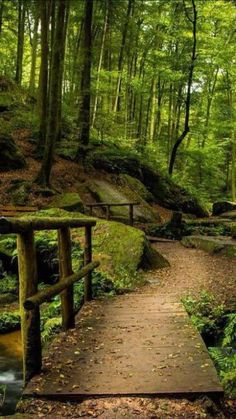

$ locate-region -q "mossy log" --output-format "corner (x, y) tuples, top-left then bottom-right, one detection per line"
(0, 217), (96, 234)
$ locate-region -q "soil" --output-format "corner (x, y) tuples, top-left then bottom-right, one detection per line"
(17, 243), (236, 418)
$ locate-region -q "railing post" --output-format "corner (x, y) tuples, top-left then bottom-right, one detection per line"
(17, 230), (41, 384)
(129, 204), (134, 226)
(84, 225), (92, 302)
(58, 227), (75, 330)
(106, 205), (111, 220)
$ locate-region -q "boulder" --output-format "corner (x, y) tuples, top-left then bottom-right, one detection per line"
(0, 136), (26, 171)
(212, 201), (236, 216)
(51, 192), (84, 212)
(181, 235), (236, 258)
(220, 211), (236, 220)
(87, 178), (160, 223)
(86, 145), (209, 218)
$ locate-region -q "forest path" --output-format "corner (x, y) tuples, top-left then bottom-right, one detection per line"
(23, 243), (225, 402)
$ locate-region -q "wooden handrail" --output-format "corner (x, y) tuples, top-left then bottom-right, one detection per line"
(84, 202), (140, 225)
(0, 217), (96, 234)
(0, 216), (98, 384)
(24, 261), (100, 310)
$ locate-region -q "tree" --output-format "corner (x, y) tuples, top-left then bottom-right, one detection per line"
(15, 0), (25, 85)
(36, 0), (70, 186)
(168, 0), (197, 175)
(75, 0), (93, 154)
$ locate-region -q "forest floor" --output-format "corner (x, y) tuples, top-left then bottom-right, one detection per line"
(18, 243), (236, 419)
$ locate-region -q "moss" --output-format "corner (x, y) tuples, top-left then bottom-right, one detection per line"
(87, 178), (160, 223)
(51, 192), (84, 212)
(182, 235), (236, 257)
(118, 174), (154, 202)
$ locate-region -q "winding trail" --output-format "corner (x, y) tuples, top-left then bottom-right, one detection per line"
(19, 243), (236, 418)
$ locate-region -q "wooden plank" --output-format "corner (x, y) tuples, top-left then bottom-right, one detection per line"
(0, 205), (38, 212)
(85, 202), (140, 208)
(24, 293), (223, 398)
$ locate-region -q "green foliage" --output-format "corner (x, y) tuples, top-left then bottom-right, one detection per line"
(209, 347), (236, 398)
(182, 291), (225, 337)
(183, 292), (236, 398)
(0, 312), (20, 333)
(0, 274), (17, 295)
(41, 317), (62, 344)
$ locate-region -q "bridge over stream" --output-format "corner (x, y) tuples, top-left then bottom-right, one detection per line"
(0, 216), (223, 401)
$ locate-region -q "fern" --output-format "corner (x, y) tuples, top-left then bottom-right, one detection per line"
(222, 313), (236, 347)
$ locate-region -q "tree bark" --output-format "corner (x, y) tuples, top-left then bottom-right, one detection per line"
(29, 11), (39, 95)
(38, 0), (50, 148)
(91, 0), (108, 128)
(36, 0), (70, 186)
(0, 0), (4, 35)
(75, 0), (93, 152)
(15, 0), (25, 85)
(168, 0), (197, 175)
(113, 0), (133, 113)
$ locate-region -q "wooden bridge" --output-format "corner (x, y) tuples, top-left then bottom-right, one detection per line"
(0, 216), (223, 399)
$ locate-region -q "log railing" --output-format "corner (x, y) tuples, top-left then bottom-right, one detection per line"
(0, 217), (99, 384)
(85, 202), (140, 226)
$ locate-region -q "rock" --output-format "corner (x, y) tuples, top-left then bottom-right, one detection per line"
(141, 165), (209, 218)
(86, 145), (209, 218)
(212, 201), (236, 216)
(0, 135), (26, 171)
(220, 210), (236, 220)
(51, 192), (84, 212)
(87, 178), (160, 223)
(181, 235), (236, 258)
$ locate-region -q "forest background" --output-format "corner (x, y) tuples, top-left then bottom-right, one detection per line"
(0, 0), (235, 203)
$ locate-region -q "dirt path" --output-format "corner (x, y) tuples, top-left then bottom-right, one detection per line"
(18, 244), (236, 419)
(143, 242), (236, 305)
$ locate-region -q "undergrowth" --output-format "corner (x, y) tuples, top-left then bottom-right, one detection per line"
(182, 291), (236, 398)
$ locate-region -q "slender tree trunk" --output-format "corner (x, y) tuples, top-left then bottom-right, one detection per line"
(38, 0), (50, 148)
(15, 0), (25, 85)
(149, 76), (157, 142)
(29, 13), (39, 95)
(0, 0), (4, 35)
(91, 0), (108, 128)
(168, 0), (197, 175)
(75, 0), (93, 152)
(231, 130), (236, 201)
(113, 0), (133, 113)
(36, 0), (70, 186)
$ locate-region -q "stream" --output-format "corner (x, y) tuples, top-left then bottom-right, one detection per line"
(0, 330), (23, 416)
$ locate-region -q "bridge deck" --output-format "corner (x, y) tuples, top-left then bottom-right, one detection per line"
(24, 293), (223, 398)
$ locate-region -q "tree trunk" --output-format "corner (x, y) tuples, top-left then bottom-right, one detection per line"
(0, 0), (4, 35)
(15, 0), (25, 85)
(36, 0), (70, 186)
(38, 0), (50, 148)
(75, 0), (93, 152)
(168, 0), (197, 175)
(113, 0), (133, 113)
(29, 12), (39, 95)
(91, 0), (108, 128)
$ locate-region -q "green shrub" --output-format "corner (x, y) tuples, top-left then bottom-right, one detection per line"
(0, 274), (17, 294)
(0, 312), (20, 333)
(41, 317), (62, 344)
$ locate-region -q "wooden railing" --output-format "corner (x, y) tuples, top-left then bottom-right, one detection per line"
(0, 205), (39, 217)
(85, 202), (140, 226)
(0, 216), (99, 384)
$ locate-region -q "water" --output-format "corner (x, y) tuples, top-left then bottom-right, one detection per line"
(0, 331), (23, 416)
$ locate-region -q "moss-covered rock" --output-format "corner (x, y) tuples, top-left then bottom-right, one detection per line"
(181, 235), (236, 258)
(51, 192), (84, 212)
(87, 178), (160, 223)
(0, 136), (26, 171)
(7, 179), (31, 205)
(220, 211), (236, 220)
(85, 144), (209, 218)
(23, 208), (169, 285)
(212, 201), (236, 216)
